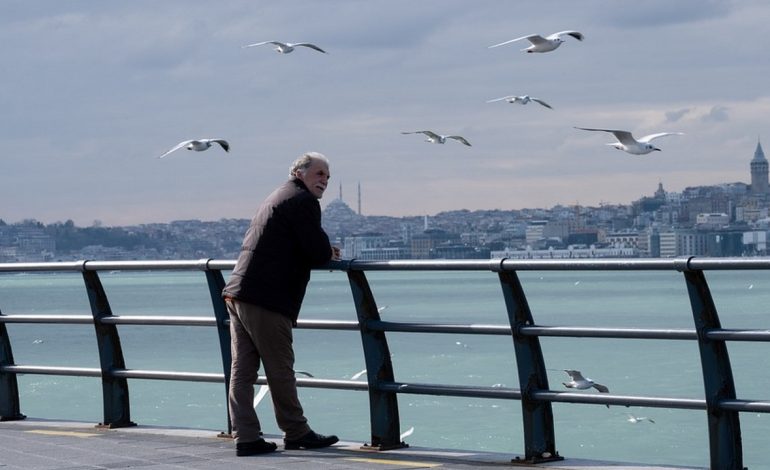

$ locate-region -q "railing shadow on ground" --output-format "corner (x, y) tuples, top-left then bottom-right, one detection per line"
(1, 257), (769, 469)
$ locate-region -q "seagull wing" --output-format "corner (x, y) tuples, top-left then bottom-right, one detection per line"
(486, 96), (513, 103)
(592, 382), (610, 393)
(637, 132), (684, 143)
(295, 370), (314, 377)
(241, 40), (277, 48)
(574, 127), (635, 145)
(350, 369), (367, 380)
(158, 140), (192, 159)
(531, 98), (553, 109)
(253, 384), (270, 407)
(419, 131), (441, 140)
(488, 34), (537, 49)
(448, 135), (471, 146)
(294, 43), (327, 53)
(564, 369), (585, 381)
(551, 30), (584, 41)
(209, 139), (230, 152)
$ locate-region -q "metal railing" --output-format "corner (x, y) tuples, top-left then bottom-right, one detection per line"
(1, 257), (770, 469)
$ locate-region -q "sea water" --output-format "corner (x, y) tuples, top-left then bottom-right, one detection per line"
(2, 268), (769, 469)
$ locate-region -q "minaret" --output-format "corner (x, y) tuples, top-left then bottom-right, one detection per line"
(654, 181), (665, 199)
(750, 139), (768, 196)
(339, 182), (343, 201)
(357, 182), (361, 215)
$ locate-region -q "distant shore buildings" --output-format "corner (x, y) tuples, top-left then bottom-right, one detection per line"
(2, 141), (770, 262)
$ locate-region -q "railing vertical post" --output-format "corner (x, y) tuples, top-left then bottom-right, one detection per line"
(81, 267), (136, 428)
(681, 267), (743, 470)
(346, 268), (404, 450)
(201, 262), (233, 436)
(497, 268), (561, 464)
(0, 309), (25, 421)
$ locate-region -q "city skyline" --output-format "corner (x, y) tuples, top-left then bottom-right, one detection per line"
(3, 1), (769, 226)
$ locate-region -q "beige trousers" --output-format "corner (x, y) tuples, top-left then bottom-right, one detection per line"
(226, 299), (310, 443)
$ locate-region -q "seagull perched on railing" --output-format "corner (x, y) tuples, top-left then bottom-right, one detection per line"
(574, 127), (684, 155)
(488, 31), (584, 53)
(562, 369), (609, 393)
(401, 130), (471, 147)
(487, 95), (553, 109)
(158, 139), (229, 159)
(241, 40), (326, 54)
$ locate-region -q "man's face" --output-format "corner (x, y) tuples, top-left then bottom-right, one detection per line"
(296, 160), (330, 199)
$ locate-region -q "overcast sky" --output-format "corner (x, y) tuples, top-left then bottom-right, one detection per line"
(3, 1), (769, 226)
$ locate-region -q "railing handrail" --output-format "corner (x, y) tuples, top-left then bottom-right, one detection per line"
(3, 256), (770, 469)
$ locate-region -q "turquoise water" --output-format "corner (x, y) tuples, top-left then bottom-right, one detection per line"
(2, 268), (770, 469)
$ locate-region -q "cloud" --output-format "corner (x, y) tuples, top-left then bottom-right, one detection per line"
(665, 108), (691, 122)
(701, 106), (730, 123)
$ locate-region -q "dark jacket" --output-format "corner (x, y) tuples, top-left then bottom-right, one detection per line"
(222, 178), (332, 322)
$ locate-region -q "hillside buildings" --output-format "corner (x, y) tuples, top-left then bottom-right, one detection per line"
(3, 141), (770, 262)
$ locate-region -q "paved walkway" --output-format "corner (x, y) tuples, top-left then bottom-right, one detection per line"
(0, 418), (699, 469)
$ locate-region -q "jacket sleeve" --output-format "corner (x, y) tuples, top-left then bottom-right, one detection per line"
(289, 195), (332, 267)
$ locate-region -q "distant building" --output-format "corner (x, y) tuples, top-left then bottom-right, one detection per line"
(750, 140), (769, 197)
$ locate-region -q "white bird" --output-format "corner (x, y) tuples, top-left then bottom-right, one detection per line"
(487, 95), (553, 109)
(562, 369), (609, 393)
(350, 369), (367, 381)
(488, 31), (584, 53)
(158, 139), (229, 159)
(241, 40), (326, 54)
(574, 127), (684, 155)
(627, 414), (655, 424)
(253, 370), (314, 408)
(402, 130), (471, 147)
(400, 426), (414, 440)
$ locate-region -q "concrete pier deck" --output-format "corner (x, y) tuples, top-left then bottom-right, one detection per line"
(0, 418), (700, 469)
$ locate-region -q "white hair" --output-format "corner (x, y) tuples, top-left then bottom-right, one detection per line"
(289, 151), (329, 177)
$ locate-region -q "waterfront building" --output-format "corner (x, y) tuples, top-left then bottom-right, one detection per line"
(410, 229), (459, 259)
(604, 231), (640, 249)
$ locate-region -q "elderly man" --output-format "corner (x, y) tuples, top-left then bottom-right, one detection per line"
(223, 152), (340, 456)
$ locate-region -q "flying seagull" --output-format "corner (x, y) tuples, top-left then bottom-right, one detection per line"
(627, 414), (655, 424)
(574, 127), (684, 155)
(562, 369), (609, 393)
(487, 95), (553, 109)
(488, 31), (584, 53)
(254, 370), (315, 408)
(402, 130), (471, 147)
(241, 40), (326, 54)
(158, 139), (229, 159)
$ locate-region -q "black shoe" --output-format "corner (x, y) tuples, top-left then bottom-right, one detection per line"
(284, 430), (339, 450)
(236, 438), (277, 456)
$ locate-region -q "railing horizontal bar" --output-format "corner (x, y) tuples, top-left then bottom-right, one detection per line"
(531, 390), (707, 410)
(295, 319), (360, 330)
(705, 329), (770, 341)
(0, 314), (93, 324)
(5, 257), (770, 274)
(520, 326), (697, 340)
(100, 316), (216, 327)
(1, 365), (102, 377)
(376, 381), (523, 399)
(110, 369), (224, 383)
(686, 257), (770, 270)
(719, 399), (770, 412)
(366, 320), (510, 335)
(293, 378), (369, 391)
(501, 259), (678, 271)
(345, 259), (500, 271)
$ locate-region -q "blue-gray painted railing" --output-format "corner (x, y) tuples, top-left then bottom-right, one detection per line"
(2, 257), (770, 469)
